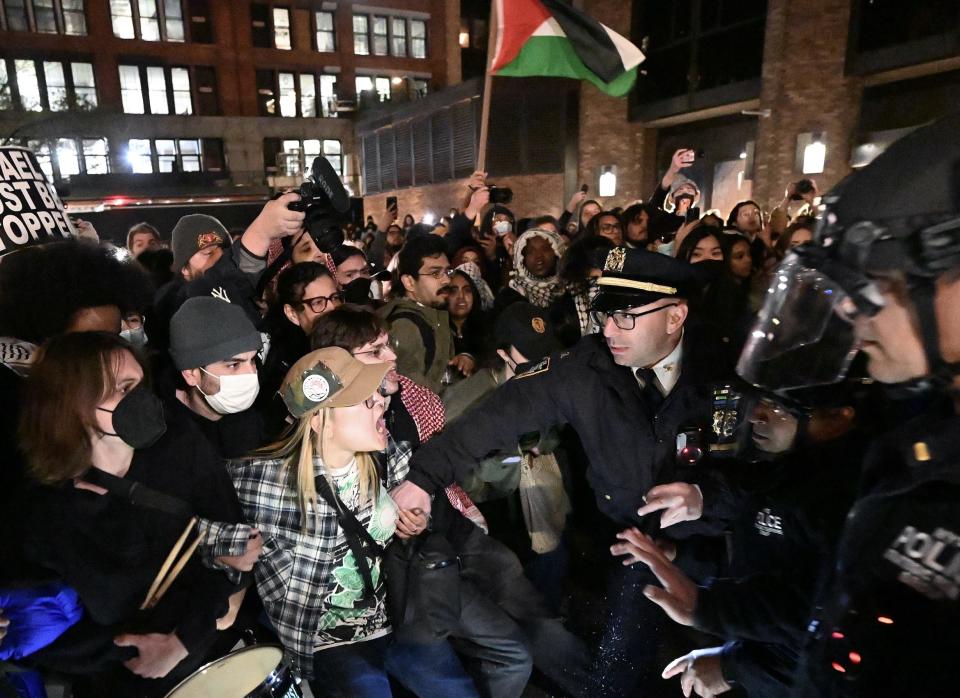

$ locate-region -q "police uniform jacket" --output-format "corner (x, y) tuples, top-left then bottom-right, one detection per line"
(795, 409), (960, 697)
(691, 431), (865, 696)
(405, 328), (724, 527)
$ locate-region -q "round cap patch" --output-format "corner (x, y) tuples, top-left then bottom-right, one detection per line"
(531, 317), (546, 334)
(302, 374), (331, 403)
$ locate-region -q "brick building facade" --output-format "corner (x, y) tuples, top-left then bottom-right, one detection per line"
(363, 0), (960, 224)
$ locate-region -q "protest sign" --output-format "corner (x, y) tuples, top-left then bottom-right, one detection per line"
(0, 146), (74, 257)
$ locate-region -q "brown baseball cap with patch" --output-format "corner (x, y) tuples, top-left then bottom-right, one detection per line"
(281, 346), (390, 418)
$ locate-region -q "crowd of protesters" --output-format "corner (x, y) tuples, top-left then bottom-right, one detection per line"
(1, 122), (960, 698)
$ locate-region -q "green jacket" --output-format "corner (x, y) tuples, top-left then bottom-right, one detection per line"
(378, 297), (454, 394)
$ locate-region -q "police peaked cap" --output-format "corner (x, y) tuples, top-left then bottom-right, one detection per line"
(591, 247), (700, 312)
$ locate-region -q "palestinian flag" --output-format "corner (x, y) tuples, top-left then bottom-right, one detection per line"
(489, 0), (645, 97)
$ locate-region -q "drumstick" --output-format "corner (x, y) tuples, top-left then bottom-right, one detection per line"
(141, 517), (197, 610)
(148, 534), (201, 609)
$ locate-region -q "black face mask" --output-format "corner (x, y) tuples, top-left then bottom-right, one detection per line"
(692, 258), (726, 282)
(97, 385), (167, 450)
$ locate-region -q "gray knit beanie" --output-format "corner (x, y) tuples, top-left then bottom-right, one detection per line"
(171, 214), (231, 272)
(169, 296), (262, 370)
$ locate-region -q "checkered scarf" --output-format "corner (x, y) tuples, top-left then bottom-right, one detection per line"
(398, 375), (488, 533)
(266, 238), (339, 292)
(508, 229), (568, 308)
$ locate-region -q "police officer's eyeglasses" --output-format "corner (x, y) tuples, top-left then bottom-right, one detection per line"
(300, 291), (344, 313)
(591, 303), (679, 331)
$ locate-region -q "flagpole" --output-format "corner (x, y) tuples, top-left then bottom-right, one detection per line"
(476, 0), (500, 173)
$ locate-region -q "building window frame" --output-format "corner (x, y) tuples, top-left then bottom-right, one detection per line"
(409, 18), (427, 59)
(314, 9), (335, 52)
(0, 57), (98, 113)
(352, 13), (369, 55)
(124, 136), (224, 174)
(265, 137), (342, 176)
(257, 68), (338, 118)
(109, 0), (186, 42)
(18, 136), (109, 181)
(0, 0), (87, 35)
(118, 63), (195, 115)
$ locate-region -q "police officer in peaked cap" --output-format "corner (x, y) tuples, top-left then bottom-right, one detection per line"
(736, 113), (960, 696)
(391, 246), (730, 695)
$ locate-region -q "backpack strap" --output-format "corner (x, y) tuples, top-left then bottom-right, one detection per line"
(386, 309), (436, 374)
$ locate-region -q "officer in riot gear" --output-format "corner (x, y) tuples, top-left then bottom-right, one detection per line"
(737, 113), (960, 696)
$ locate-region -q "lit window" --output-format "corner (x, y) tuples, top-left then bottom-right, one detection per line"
(164, 0), (184, 41)
(15, 60), (42, 112)
(273, 7), (291, 49)
(138, 0), (160, 40)
(127, 139), (154, 173)
(62, 0), (86, 35)
(375, 76), (391, 102)
(391, 18), (406, 57)
(110, 0), (135, 38)
(372, 16), (388, 56)
(28, 140), (54, 180)
(146, 66), (169, 114)
(410, 20), (426, 58)
(355, 76), (373, 98)
(319, 74), (337, 117)
(82, 138), (109, 174)
(44, 61), (68, 111)
(413, 78), (428, 97)
(33, 0), (57, 33)
(315, 10), (335, 52)
(56, 138), (81, 176)
(300, 74), (316, 117)
(71, 62), (97, 109)
(0, 62), (11, 110)
(178, 138), (200, 171)
(353, 15), (369, 55)
(278, 72), (297, 117)
(281, 139), (301, 175)
(119, 65), (144, 114)
(323, 139), (342, 175)
(170, 67), (192, 114)
(156, 139), (176, 172)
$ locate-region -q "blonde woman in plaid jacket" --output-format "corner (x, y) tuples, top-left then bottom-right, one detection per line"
(229, 347), (428, 696)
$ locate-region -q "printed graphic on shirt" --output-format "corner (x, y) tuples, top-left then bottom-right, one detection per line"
(755, 508), (784, 537)
(316, 467), (397, 646)
(883, 524), (960, 601)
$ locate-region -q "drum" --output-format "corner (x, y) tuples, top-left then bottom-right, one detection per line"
(164, 645), (302, 698)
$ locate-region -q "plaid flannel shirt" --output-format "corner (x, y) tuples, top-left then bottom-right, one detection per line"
(197, 518), (256, 584)
(228, 437), (408, 678)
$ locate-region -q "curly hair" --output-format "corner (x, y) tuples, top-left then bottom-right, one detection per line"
(0, 240), (154, 344)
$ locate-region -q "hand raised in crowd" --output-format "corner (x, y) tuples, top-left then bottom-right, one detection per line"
(378, 201), (399, 232)
(0, 610), (8, 642)
(637, 482), (704, 528)
(783, 178), (819, 206)
(242, 191), (306, 256)
(466, 170), (488, 191)
(390, 480), (432, 518)
(477, 229), (498, 261)
(662, 148), (696, 190)
(71, 218), (99, 242)
(662, 647), (732, 698)
(449, 353), (476, 377)
(395, 507), (429, 540)
(502, 231), (518, 256)
(566, 188), (588, 213)
(464, 186), (490, 221)
(216, 529), (263, 572)
(610, 527), (698, 626)
(115, 631), (189, 679)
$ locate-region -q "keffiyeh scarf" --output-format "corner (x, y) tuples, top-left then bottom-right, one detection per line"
(398, 375), (488, 533)
(509, 229), (568, 308)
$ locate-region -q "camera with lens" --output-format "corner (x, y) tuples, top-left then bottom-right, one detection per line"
(280, 155), (351, 252)
(487, 185), (514, 206)
(259, 156), (351, 296)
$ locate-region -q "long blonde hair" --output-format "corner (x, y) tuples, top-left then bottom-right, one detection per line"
(254, 405), (381, 532)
